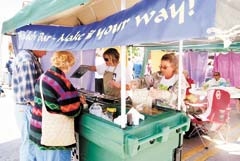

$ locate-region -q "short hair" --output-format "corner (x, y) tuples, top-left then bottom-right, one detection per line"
(103, 48), (120, 64)
(161, 53), (178, 73)
(51, 51), (75, 69)
(213, 72), (220, 76)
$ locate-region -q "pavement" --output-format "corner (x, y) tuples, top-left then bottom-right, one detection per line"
(182, 103), (240, 161)
(0, 85), (20, 161)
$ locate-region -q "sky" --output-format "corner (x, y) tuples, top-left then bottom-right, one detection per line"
(0, 0), (24, 35)
(0, 0), (23, 69)
(0, 0), (23, 23)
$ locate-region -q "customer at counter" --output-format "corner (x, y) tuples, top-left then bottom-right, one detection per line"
(13, 49), (46, 161)
(87, 48), (132, 98)
(203, 71), (227, 89)
(30, 51), (86, 161)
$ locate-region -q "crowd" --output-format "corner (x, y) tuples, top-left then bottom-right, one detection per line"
(11, 49), (89, 161)
(10, 48), (133, 161)
(7, 43), (237, 161)
(8, 45), (185, 161)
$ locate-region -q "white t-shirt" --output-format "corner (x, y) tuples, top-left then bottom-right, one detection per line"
(96, 63), (132, 83)
(206, 77), (226, 87)
(95, 56), (104, 79)
(159, 74), (179, 90)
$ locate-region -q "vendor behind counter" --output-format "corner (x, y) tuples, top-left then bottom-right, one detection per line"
(130, 53), (188, 111)
(86, 48), (132, 98)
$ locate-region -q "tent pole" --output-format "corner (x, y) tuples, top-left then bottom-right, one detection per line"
(120, 0), (127, 128)
(177, 40), (183, 111)
(120, 46), (127, 128)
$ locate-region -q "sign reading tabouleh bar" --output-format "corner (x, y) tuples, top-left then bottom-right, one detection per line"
(16, 0), (216, 50)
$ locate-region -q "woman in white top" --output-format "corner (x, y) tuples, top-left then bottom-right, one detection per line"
(203, 71), (227, 88)
(88, 48), (132, 98)
(147, 53), (188, 110)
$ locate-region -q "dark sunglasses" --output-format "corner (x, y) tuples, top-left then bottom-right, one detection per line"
(104, 58), (109, 62)
(159, 65), (170, 70)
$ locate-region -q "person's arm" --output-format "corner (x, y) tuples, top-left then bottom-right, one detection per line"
(110, 65), (133, 90)
(44, 76), (81, 117)
(88, 64), (107, 75)
(149, 75), (188, 109)
(110, 81), (131, 90)
(88, 65), (97, 72)
(202, 79), (212, 89)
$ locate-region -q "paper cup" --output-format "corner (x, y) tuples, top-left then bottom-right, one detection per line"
(83, 104), (88, 109)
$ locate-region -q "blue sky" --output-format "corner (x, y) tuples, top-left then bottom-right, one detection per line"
(0, 0), (23, 22)
(0, 0), (25, 67)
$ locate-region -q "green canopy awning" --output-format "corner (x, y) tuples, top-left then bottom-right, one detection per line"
(2, 0), (140, 35)
(2, 0), (239, 48)
(1, 0), (89, 34)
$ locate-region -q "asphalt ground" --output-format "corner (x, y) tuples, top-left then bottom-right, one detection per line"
(0, 85), (20, 161)
(182, 104), (240, 161)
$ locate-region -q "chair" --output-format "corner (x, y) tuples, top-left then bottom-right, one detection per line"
(188, 89), (231, 149)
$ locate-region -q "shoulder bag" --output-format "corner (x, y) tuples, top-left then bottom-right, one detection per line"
(39, 74), (76, 146)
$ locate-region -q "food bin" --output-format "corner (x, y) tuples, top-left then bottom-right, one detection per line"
(76, 106), (190, 161)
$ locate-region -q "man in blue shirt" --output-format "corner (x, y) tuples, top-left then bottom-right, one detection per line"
(203, 71), (227, 88)
(13, 49), (46, 161)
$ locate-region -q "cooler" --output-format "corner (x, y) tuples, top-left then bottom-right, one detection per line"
(77, 106), (190, 161)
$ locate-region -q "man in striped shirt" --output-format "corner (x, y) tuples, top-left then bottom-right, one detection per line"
(13, 49), (46, 161)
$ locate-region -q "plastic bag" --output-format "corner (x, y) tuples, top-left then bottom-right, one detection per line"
(89, 103), (112, 121)
(89, 103), (103, 117)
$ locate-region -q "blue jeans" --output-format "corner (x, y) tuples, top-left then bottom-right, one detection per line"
(15, 104), (36, 161)
(8, 73), (12, 87)
(34, 144), (71, 161)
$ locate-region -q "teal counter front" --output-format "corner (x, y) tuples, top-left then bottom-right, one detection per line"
(77, 107), (190, 161)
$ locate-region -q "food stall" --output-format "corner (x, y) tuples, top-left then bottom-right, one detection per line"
(2, 0), (240, 161)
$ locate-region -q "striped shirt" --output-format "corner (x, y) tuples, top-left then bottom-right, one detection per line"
(30, 66), (81, 150)
(13, 50), (43, 103)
